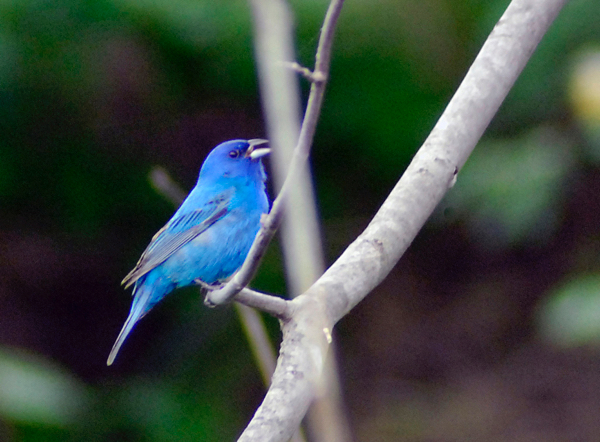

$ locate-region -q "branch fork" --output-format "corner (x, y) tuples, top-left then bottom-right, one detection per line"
(234, 0), (570, 440)
(281, 61), (327, 83)
(203, 0), (345, 309)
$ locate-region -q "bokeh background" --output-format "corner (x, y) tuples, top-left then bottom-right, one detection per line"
(1, 0), (600, 440)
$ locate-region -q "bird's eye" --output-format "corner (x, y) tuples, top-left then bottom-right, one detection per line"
(228, 150), (240, 159)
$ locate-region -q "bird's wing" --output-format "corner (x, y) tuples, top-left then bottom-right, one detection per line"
(121, 190), (233, 288)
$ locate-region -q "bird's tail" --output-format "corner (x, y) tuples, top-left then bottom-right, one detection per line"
(107, 287), (153, 366)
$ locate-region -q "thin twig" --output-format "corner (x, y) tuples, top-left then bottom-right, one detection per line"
(205, 0), (345, 307)
(278, 61), (325, 83)
(235, 304), (277, 385)
(235, 288), (291, 320)
(149, 166), (186, 205)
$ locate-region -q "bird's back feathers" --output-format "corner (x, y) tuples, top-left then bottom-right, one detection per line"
(122, 190), (233, 289)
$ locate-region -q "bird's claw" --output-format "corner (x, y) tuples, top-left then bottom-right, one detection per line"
(194, 279), (223, 291)
(204, 295), (217, 308)
(260, 213), (269, 228)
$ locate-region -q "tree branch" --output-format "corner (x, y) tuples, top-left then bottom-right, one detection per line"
(313, 0), (569, 326)
(237, 0), (569, 440)
(234, 304), (278, 385)
(205, 0), (344, 307)
(235, 289), (291, 320)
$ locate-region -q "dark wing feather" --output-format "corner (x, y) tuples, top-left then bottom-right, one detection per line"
(122, 191), (232, 288)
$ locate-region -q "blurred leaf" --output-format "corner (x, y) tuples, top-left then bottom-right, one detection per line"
(569, 48), (600, 125)
(537, 274), (600, 347)
(0, 349), (90, 427)
(441, 127), (573, 248)
(486, 0), (600, 132)
(568, 47), (600, 159)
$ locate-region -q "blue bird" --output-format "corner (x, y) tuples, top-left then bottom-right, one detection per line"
(107, 139), (270, 365)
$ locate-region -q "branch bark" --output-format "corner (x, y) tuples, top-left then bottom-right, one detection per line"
(237, 0), (569, 440)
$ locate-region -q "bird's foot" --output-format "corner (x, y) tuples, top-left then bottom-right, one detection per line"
(194, 279), (223, 291)
(260, 213), (269, 228)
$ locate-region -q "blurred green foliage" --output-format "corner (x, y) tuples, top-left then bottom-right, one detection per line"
(538, 274), (600, 347)
(1, 0), (600, 440)
(0, 349), (90, 426)
(441, 127), (574, 248)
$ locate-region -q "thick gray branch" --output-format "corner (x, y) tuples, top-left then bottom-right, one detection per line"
(235, 288), (291, 320)
(313, 0), (569, 326)
(239, 296), (331, 442)
(238, 0), (569, 441)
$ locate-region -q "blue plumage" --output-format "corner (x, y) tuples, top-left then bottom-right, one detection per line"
(107, 139), (270, 365)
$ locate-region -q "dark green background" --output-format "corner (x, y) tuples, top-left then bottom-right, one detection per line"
(1, 0), (600, 440)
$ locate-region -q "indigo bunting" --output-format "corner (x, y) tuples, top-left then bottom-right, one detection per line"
(107, 139), (270, 365)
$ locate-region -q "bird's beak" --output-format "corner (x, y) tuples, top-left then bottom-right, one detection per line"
(247, 139), (270, 159)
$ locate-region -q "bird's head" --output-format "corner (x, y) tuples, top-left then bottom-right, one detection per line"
(199, 139), (270, 183)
